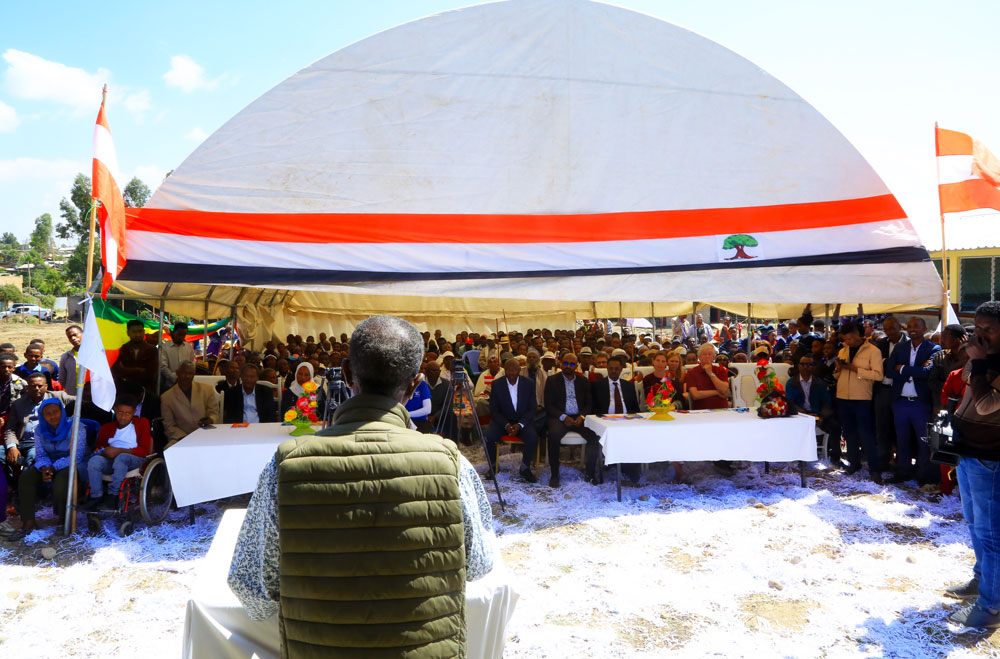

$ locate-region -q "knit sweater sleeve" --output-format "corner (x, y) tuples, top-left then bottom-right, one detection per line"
(458, 454), (496, 581)
(228, 457), (280, 620)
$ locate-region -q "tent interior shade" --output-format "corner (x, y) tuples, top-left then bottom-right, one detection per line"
(115, 0), (943, 340)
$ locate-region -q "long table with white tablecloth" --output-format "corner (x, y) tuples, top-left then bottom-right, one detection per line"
(585, 410), (818, 500)
(164, 423), (301, 507)
(182, 509), (519, 659)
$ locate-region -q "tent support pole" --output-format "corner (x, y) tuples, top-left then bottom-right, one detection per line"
(824, 304), (830, 339)
(155, 283), (173, 397)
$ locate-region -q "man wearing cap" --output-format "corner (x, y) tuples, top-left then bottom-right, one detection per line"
(544, 353), (600, 487)
(541, 351), (558, 376)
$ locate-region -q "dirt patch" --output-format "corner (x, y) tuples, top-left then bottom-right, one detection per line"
(662, 549), (708, 574)
(618, 606), (705, 651)
(0, 319), (78, 355)
(884, 522), (927, 543)
(740, 594), (817, 631)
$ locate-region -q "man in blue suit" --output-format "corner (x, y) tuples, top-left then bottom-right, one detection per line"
(887, 316), (941, 485)
(786, 355), (839, 459)
(485, 358), (540, 483)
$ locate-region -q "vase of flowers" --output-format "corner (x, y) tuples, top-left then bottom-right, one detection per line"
(284, 380), (320, 435)
(755, 359), (793, 419)
(645, 376), (676, 421)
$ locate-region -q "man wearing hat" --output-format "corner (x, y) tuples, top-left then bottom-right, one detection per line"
(541, 351), (558, 375)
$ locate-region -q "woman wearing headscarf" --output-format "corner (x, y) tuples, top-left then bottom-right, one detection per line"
(281, 362), (326, 415)
(16, 398), (87, 537)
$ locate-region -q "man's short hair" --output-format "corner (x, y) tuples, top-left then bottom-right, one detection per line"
(0, 343), (14, 352)
(176, 360), (195, 372)
(943, 323), (966, 341)
(127, 319), (145, 331)
(172, 321), (188, 332)
(0, 353), (16, 365)
(975, 301), (1000, 321)
(241, 362), (260, 374)
(349, 315), (423, 397)
(838, 322), (860, 336)
(606, 355), (625, 367)
(24, 344), (41, 354)
(114, 394), (139, 410)
(66, 324), (83, 333)
(30, 338), (45, 345)
(25, 371), (47, 382)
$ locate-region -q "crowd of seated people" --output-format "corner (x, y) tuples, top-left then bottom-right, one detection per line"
(0, 306), (966, 539)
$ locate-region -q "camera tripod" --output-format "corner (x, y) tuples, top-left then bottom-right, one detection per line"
(434, 364), (505, 511)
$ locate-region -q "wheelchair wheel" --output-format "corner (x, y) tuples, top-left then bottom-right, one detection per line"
(139, 457), (172, 525)
(119, 520), (134, 537)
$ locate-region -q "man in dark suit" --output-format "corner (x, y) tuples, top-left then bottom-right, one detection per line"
(544, 352), (600, 488)
(873, 316), (904, 469)
(591, 355), (641, 482)
(223, 363), (277, 424)
(887, 317), (941, 484)
(484, 359), (539, 483)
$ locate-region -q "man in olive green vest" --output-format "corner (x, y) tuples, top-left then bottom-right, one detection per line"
(229, 315), (496, 658)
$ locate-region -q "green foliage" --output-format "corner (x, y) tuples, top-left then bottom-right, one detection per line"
(123, 177), (151, 208)
(36, 266), (66, 297)
(66, 238), (100, 290)
(722, 234), (759, 249)
(0, 243), (18, 265)
(17, 249), (43, 267)
(0, 232), (17, 245)
(0, 284), (22, 307)
(57, 173), (93, 241)
(30, 213), (55, 258)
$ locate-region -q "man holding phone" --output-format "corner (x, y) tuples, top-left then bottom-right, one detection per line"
(947, 301), (1000, 629)
(834, 322), (884, 483)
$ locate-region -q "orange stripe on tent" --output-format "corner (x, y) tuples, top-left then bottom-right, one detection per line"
(126, 194), (904, 245)
(939, 178), (1000, 214)
(937, 127), (973, 156)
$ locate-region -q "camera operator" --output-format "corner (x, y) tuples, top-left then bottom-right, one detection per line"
(947, 301), (1000, 629)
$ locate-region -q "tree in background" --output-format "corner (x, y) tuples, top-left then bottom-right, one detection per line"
(57, 174), (93, 241)
(0, 284), (22, 310)
(30, 213), (56, 259)
(123, 178), (151, 208)
(1, 232), (17, 245)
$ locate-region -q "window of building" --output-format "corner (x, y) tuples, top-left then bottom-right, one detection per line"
(960, 257), (995, 312)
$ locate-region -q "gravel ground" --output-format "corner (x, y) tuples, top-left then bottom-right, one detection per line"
(0, 449), (997, 658)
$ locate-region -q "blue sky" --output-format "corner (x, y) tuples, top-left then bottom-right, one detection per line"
(1, 0), (997, 247)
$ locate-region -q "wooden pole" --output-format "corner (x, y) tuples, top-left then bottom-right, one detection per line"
(934, 122), (951, 326)
(86, 85), (108, 292)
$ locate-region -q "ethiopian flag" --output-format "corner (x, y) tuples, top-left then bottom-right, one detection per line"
(92, 298), (231, 366)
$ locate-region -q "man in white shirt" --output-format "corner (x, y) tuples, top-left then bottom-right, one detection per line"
(160, 322), (196, 389)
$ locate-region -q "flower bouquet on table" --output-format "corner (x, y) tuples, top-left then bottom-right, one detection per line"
(645, 376), (676, 421)
(755, 359), (794, 419)
(284, 380), (320, 436)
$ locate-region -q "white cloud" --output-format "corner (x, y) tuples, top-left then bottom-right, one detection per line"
(184, 126), (209, 142)
(0, 157), (84, 182)
(2, 49), (107, 113)
(123, 89), (152, 120)
(163, 55), (218, 93)
(133, 164), (167, 187)
(0, 100), (18, 132)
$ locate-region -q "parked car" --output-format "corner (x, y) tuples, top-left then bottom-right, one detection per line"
(2, 304), (52, 320)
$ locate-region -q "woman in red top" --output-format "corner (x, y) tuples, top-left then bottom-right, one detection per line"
(81, 396), (153, 511)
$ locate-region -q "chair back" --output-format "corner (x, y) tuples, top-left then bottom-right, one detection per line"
(464, 350), (482, 375)
(80, 418), (102, 454)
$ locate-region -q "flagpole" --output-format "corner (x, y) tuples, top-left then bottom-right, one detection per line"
(86, 84), (108, 292)
(934, 122), (951, 327)
(64, 300), (92, 536)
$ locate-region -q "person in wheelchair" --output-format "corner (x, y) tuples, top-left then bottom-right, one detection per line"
(80, 396), (153, 512)
(15, 398), (87, 538)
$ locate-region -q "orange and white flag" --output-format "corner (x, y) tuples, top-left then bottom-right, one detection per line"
(92, 98), (127, 298)
(936, 127), (1000, 214)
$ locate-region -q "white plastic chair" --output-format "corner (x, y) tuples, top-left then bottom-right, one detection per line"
(558, 430), (588, 468)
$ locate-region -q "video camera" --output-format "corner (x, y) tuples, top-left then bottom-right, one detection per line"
(322, 365), (351, 427)
(925, 397), (961, 467)
(450, 359), (466, 384)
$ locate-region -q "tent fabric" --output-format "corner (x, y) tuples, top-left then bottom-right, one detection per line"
(116, 0), (943, 336)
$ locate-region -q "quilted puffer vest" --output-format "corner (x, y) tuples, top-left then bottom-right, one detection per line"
(275, 394), (466, 658)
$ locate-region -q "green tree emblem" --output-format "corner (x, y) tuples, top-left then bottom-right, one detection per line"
(722, 234), (758, 260)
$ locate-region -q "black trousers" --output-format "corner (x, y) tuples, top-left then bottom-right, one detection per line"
(547, 420), (601, 478)
(484, 422), (539, 470)
(873, 383), (895, 467)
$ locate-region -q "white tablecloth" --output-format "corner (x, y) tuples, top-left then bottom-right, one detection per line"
(183, 509), (519, 659)
(164, 423), (298, 507)
(586, 411), (817, 464)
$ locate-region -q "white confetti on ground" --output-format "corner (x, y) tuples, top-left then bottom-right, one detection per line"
(1, 451), (999, 658)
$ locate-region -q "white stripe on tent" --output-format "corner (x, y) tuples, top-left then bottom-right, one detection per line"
(126, 220), (919, 273)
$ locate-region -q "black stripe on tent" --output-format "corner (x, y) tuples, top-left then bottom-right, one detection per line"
(119, 246), (929, 285)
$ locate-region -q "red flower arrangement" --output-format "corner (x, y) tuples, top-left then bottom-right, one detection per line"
(646, 376), (676, 409)
(755, 361), (792, 418)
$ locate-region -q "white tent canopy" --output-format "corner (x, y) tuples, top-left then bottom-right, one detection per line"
(118, 0), (942, 341)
